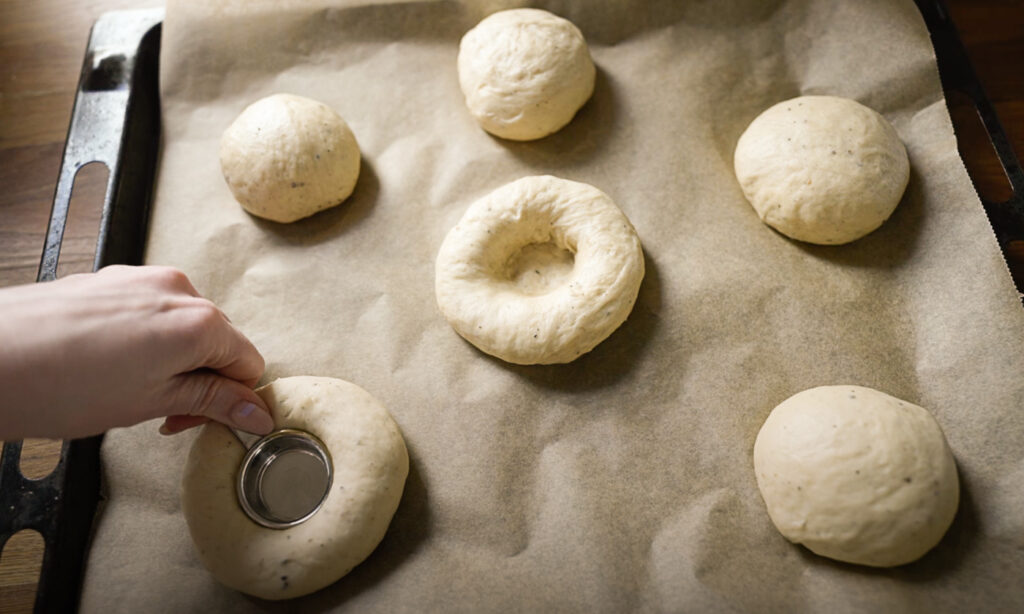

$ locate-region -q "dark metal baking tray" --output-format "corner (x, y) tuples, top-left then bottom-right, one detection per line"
(915, 1), (1024, 268)
(0, 2), (1020, 612)
(0, 8), (163, 614)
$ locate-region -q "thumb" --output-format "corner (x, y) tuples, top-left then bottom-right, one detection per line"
(169, 371), (274, 435)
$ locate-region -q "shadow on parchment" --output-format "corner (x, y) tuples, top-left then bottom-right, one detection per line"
(793, 466), (979, 581)
(496, 251), (664, 393)
(250, 156), (380, 247)
(492, 66), (618, 171)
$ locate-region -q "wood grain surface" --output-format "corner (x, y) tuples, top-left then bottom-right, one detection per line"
(0, 1), (1021, 612)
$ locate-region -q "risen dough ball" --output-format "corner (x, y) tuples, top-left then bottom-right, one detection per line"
(182, 376), (408, 600)
(753, 385), (959, 567)
(435, 175), (644, 365)
(219, 94), (361, 223)
(458, 8), (596, 140)
(734, 95), (910, 244)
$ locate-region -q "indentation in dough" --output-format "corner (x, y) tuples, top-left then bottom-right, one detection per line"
(503, 241), (576, 296)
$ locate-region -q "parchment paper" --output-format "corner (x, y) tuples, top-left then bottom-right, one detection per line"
(81, 1), (1024, 611)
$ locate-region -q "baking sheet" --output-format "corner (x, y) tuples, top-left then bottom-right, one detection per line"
(81, 0), (1024, 611)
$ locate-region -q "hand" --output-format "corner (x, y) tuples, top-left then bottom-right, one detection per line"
(0, 265), (273, 440)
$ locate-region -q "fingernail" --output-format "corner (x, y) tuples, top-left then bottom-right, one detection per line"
(159, 423), (172, 436)
(232, 401), (274, 434)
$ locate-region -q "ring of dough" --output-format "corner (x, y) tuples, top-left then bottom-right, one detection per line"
(435, 175), (644, 365)
(753, 385), (959, 567)
(733, 95), (910, 245)
(181, 376), (408, 600)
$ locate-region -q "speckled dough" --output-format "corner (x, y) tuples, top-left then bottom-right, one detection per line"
(435, 175), (644, 365)
(219, 94), (361, 223)
(753, 385), (959, 567)
(182, 376), (408, 600)
(457, 8), (595, 141)
(734, 95), (910, 244)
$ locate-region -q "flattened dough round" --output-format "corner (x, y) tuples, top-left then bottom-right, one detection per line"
(219, 93), (361, 223)
(458, 8), (595, 141)
(435, 175), (644, 365)
(753, 385), (959, 567)
(182, 376), (408, 600)
(734, 95), (910, 244)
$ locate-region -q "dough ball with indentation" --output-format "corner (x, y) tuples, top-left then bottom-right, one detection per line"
(435, 175), (644, 365)
(734, 95), (910, 244)
(753, 385), (959, 567)
(457, 8), (595, 141)
(219, 94), (360, 223)
(182, 376), (408, 600)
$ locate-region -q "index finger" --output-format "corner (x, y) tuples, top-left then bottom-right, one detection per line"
(203, 318), (266, 387)
(171, 298), (266, 386)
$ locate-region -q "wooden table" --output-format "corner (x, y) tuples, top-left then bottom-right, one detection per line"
(0, 1), (1021, 612)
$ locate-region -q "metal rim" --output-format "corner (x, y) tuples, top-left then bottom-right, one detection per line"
(235, 428), (333, 530)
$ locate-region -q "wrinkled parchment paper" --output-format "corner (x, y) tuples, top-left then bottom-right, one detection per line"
(81, 1), (1024, 611)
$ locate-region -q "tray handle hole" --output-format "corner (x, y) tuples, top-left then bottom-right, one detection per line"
(56, 161), (109, 279)
(0, 529), (45, 611)
(16, 439), (61, 481)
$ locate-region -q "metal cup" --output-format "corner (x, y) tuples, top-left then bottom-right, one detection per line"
(235, 429), (333, 529)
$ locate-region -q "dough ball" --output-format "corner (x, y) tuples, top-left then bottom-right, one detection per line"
(435, 175), (644, 365)
(733, 95), (910, 244)
(182, 376), (408, 600)
(458, 8), (596, 141)
(219, 94), (361, 223)
(753, 385), (959, 567)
